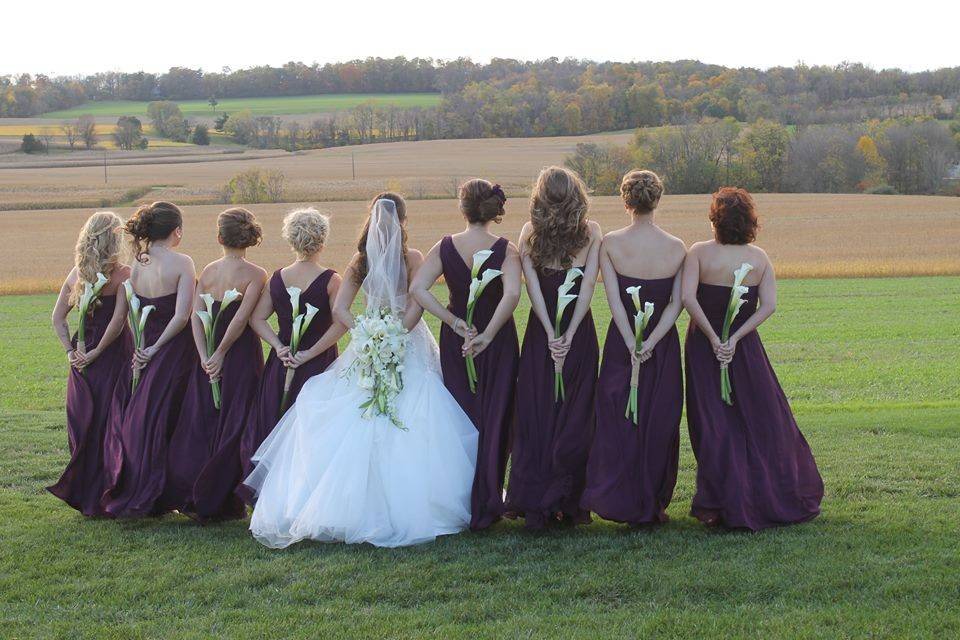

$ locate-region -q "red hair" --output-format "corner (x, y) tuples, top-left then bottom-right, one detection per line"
(709, 187), (758, 245)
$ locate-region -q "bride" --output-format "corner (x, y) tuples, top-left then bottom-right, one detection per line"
(243, 196), (479, 548)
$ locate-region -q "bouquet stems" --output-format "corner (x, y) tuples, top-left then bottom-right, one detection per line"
(553, 317), (566, 402)
(465, 306), (478, 393)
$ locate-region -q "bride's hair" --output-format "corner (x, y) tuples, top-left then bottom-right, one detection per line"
(72, 211), (124, 305)
(354, 192), (408, 286)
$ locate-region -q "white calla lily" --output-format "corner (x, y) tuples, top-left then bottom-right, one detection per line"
(470, 249), (494, 279)
(196, 309), (213, 336)
(199, 292), (215, 316)
(563, 267), (584, 287)
(221, 288), (242, 309)
(467, 278), (481, 306)
(79, 282), (94, 310)
(642, 301), (655, 324)
(290, 313), (305, 352)
(732, 262), (754, 288)
(287, 286), (302, 316)
(91, 272), (109, 296)
(556, 293), (578, 317)
(478, 268), (503, 291)
(299, 303), (320, 334)
(625, 285), (642, 311)
(139, 305), (155, 334)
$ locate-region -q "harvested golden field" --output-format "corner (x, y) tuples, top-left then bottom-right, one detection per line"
(2, 193), (957, 294)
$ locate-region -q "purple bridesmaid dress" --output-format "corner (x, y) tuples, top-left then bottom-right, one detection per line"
(163, 301), (264, 521)
(47, 294), (133, 516)
(685, 283), (824, 530)
(101, 292), (197, 517)
(505, 266), (598, 529)
(581, 275), (682, 525)
(239, 269), (338, 484)
(438, 236), (519, 530)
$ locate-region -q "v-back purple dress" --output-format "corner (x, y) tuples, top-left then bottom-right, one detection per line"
(438, 235), (519, 530)
(581, 275), (682, 525)
(505, 266), (598, 529)
(685, 283), (823, 530)
(164, 301), (264, 520)
(239, 268), (338, 482)
(101, 292), (197, 518)
(47, 294), (133, 516)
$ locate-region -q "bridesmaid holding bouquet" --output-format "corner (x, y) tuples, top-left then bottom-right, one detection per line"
(581, 170), (686, 526)
(101, 201), (197, 518)
(240, 207), (345, 482)
(411, 178), (521, 530)
(682, 187), (823, 530)
(48, 212), (133, 516)
(164, 208), (267, 520)
(505, 166), (602, 529)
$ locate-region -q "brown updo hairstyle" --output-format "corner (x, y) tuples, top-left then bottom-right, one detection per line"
(218, 207), (262, 249)
(282, 207), (330, 258)
(71, 211), (124, 305)
(353, 192), (409, 285)
(620, 169), (664, 214)
(125, 201), (183, 262)
(527, 166), (590, 270)
(459, 178), (506, 224)
(709, 187), (759, 245)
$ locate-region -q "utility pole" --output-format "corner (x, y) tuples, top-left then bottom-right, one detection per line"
(351, 153), (356, 181)
(103, 150), (107, 184)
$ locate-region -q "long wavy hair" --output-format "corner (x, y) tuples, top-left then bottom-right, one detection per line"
(71, 211), (124, 305)
(353, 192), (409, 286)
(527, 166), (590, 269)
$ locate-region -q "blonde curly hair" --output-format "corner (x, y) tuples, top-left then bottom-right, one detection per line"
(282, 207), (330, 258)
(72, 211), (124, 305)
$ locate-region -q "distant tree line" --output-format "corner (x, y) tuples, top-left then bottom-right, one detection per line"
(4, 59), (960, 131)
(564, 117), (960, 196)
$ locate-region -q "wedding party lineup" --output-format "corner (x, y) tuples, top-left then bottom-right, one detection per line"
(48, 166), (823, 548)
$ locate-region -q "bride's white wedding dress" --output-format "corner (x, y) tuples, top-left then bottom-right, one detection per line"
(243, 200), (478, 549)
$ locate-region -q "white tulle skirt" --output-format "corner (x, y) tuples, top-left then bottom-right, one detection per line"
(243, 322), (478, 548)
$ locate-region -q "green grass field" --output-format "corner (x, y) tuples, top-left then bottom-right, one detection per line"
(2, 277), (959, 638)
(39, 94), (443, 120)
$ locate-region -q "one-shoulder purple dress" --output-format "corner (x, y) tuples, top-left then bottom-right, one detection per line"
(505, 267), (598, 529)
(685, 283), (823, 530)
(101, 292), (197, 518)
(438, 235), (519, 530)
(239, 269), (338, 482)
(581, 275), (682, 525)
(47, 294), (133, 516)
(164, 301), (264, 520)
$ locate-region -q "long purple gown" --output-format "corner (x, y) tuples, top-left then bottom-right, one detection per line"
(581, 275), (682, 525)
(239, 268), (338, 482)
(685, 283), (823, 530)
(505, 266), (598, 529)
(101, 292), (197, 518)
(438, 235), (519, 530)
(163, 301), (264, 520)
(47, 294), (133, 516)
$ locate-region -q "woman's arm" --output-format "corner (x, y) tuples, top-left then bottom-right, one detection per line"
(638, 266), (685, 361)
(464, 243), (522, 356)
(402, 252), (426, 331)
(189, 283), (207, 361)
(204, 273), (267, 379)
(51, 270), (81, 367)
(289, 273), (349, 367)
(249, 281), (283, 351)
(600, 243), (634, 351)
(519, 224), (553, 336)
(680, 247), (721, 350)
(409, 241), (472, 337)
(332, 256), (362, 329)
(720, 256), (775, 362)
(561, 222), (602, 345)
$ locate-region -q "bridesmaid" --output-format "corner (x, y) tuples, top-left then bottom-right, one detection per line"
(581, 170), (686, 526)
(505, 166), (602, 529)
(164, 208), (267, 520)
(239, 207), (344, 481)
(682, 187), (823, 530)
(410, 178), (521, 530)
(101, 201), (197, 518)
(48, 212), (133, 516)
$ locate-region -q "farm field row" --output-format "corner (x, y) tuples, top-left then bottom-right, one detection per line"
(1, 194), (959, 294)
(37, 93), (444, 120)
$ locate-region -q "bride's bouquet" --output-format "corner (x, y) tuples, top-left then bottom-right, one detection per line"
(342, 307), (410, 428)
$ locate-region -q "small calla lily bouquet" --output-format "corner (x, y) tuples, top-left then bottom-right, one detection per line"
(553, 267), (583, 402)
(624, 285), (655, 425)
(720, 262), (753, 405)
(123, 279), (155, 393)
(196, 289), (241, 409)
(341, 306), (409, 428)
(76, 272), (109, 371)
(279, 286), (321, 413)
(464, 249), (503, 392)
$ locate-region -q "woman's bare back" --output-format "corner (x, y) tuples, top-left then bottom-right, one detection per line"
(199, 258), (267, 300)
(692, 240), (769, 287)
(603, 225), (685, 279)
(130, 249), (194, 298)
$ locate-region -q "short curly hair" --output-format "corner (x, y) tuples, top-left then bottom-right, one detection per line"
(709, 187), (759, 245)
(282, 207), (330, 258)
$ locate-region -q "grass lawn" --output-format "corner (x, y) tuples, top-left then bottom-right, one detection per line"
(1, 277), (959, 638)
(39, 94), (444, 120)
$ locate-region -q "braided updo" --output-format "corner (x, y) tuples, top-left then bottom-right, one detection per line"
(620, 169), (664, 214)
(218, 207), (263, 249)
(125, 201), (183, 262)
(459, 178), (506, 224)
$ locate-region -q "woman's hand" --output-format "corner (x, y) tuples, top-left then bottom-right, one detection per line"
(716, 337), (738, 365)
(66, 349), (84, 369)
(287, 350), (315, 369)
(80, 347), (101, 367)
(636, 340), (656, 364)
(203, 350), (225, 381)
(551, 332), (572, 358)
(450, 317), (477, 341)
(463, 332), (492, 357)
(275, 345), (291, 361)
(133, 345), (157, 370)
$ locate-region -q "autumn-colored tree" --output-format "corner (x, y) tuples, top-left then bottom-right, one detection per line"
(855, 135), (886, 188)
